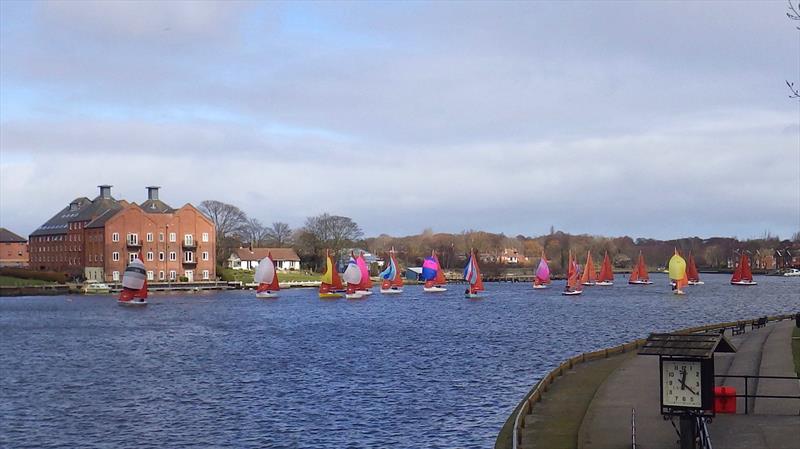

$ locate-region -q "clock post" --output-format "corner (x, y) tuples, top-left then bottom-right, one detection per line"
(639, 332), (736, 449)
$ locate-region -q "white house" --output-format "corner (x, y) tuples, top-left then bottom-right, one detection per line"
(228, 247), (301, 271)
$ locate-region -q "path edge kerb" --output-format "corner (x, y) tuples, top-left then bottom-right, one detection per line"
(499, 313), (795, 449)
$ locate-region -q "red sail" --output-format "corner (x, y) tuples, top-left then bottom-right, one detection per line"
(598, 251), (614, 282)
(471, 256), (485, 293)
(391, 253), (404, 287)
(628, 252), (641, 282)
(433, 252), (447, 286)
(740, 254), (753, 281)
(580, 250), (596, 284)
(637, 252), (650, 281)
(686, 254), (700, 282)
(731, 255), (743, 283)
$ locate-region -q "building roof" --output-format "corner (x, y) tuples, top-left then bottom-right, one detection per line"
(0, 227), (26, 243)
(86, 208), (122, 229)
(639, 333), (736, 359)
(232, 247), (300, 262)
(139, 199), (174, 213)
(31, 194), (123, 237)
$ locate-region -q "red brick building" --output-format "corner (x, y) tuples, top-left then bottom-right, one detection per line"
(0, 228), (29, 267)
(29, 185), (215, 282)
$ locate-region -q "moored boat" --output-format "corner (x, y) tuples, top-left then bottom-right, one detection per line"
(686, 253), (704, 285)
(83, 279), (111, 294)
(533, 251), (550, 289)
(628, 251), (653, 285)
(580, 250), (597, 286)
(668, 249), (688, 295)
(783, 268), (800, 277)
(463, 250), (485, 298)
(255, 252), (280, 298)
(731, 252), (757, 286)
(596, 251), (614, 286)
(118, 258), (148, 306)
(379, 248), (404, 294)
(319, 250), (344, 299)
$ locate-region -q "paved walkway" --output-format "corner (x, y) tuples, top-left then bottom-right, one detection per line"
(577, 320), (799, 449)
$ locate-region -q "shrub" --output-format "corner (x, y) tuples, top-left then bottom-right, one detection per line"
(179, 276), (189, 282)
(0, 267), (68, 283)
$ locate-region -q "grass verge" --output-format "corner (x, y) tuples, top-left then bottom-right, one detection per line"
(792, 326), (800, 376)
(0, 275), (55, 286)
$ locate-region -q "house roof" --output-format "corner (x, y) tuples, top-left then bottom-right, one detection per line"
(139, 199), (174, 213)
(233, 247), (300, 262)
(0, 227), (26, 243)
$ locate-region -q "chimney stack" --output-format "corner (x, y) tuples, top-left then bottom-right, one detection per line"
(98, 185), (112, 199)
(146, 186), (160, 201)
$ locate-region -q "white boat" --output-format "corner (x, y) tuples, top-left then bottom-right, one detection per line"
(83, 280), (111, 294)
(345, 292), (364, 299)
(423, 286), (447, 293)
(532, 284), (548, 289)
(595, 281), (614, 286)
(731, 280), (758, 286)
(118, 259), (148, 306)
(254, 253), (280, 299)
(561, 290), (583, 296)
(629, 280), (653, 285)
(688, 280), (705, 285)
(380, 287), (403, 294)
(783, 268), (800, 277)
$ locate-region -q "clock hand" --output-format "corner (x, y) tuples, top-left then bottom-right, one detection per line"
(677, 373), (697, 395)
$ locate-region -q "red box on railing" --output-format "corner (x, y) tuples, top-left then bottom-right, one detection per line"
(714, 386), (737, 414)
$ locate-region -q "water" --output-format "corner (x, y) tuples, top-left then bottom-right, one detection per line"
(1, 274), (797, 448)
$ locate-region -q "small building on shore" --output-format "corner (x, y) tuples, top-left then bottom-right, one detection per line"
(0, 228), (29, 268)
(228, 247), (301, 271)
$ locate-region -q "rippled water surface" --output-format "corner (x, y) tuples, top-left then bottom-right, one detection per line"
(1, 274), (797, 448)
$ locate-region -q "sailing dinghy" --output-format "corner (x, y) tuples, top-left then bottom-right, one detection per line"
(343, 253), (365, 299)
(118, 258), (148, 306)
(319, 250), (344, 299)
(422, 251), (447, 292)
(596, 251), (614, 286)
(628, 251), (653, 285)
(580, 250), (597, 286)
(687, 253), (703, 285)
(380, 248), (403, 294)
(533, 251), (551, 289)
(731, 253), (757, 286)
(254, 253), (279, 298)
(356, 252), (373, 296)
(668, 249), (688, 295)
(561, 252), (583, 296)
(463, 250), (485, 298)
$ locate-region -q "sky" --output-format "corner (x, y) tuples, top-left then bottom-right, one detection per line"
(1, 0), (799, 241)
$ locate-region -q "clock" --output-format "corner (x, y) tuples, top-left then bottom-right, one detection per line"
(661, 359), (702, 408)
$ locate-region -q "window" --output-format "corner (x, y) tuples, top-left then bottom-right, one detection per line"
(202, 251), (209, 261)
(112, 232), (119, 242)
(146, 251), (154, 261)
(169, 232), (176, 242)
(159, 270), (165, 280)
(159, 252), (165, 261)
(147, 271), (154, 281)
(202, 270), (209, 280)
(202, 232), (209, 242)
(146, 232), (153, 242)
(169, 270), (177, 281)
(127, 233), (139, 245)
(112, 252), (119, 261)
(184, 251), (194, 263)
(184, 234), (193, 246)
(129, 253), (138, 263)
(159, 232), (164, 242)
(112, 271), (120, 281)
(169, 251), (176, 261)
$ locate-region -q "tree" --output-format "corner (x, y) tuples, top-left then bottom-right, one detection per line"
(198, 200), (248, 262)
(242, 217), (268, 246)
(265, 222), (293, 247)
(300, 213), (363, 269)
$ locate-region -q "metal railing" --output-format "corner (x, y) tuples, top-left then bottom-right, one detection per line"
(713, 374), (800, 414)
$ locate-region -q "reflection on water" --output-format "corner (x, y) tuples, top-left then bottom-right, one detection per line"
(0, 274), (797, 448)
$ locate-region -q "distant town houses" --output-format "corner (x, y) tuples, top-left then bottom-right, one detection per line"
(478, 248), (527, 265)
(228, 247), (300, 271)
(28, 185), (216, 283)
(0, 227), (29, 268)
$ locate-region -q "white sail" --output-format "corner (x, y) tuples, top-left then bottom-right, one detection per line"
(121, 259), (146, 290)
(254, 256), (275, 284)
(342, 259), (362, 285)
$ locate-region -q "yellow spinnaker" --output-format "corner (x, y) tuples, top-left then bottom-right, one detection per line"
(668, 252), (687, 281)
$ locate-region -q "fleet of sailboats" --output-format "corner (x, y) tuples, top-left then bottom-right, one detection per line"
(628, 251), (653, 285)
(731, 253), (757, 286)
(379, 248), (404, 294)
(463, 250), (484, 298)
(118, 258), (148, 306)
(533, 251), (550, 289)
(254, 253), (279, 298)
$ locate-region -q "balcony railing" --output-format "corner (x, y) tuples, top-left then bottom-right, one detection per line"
(126, 240), (142, 248)
(182, 240), (197, 249)
(182, 259), (197, 266)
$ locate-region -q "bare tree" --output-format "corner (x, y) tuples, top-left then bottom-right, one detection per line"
(787, 1), (800, 98)
(265, 222), (293, 247)
(198, 200), (248, 261)
(242, 217), (268, 247)
(300, 213), (363, 268)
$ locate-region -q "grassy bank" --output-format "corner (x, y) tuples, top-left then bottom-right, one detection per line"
(0, 275), (55, 287)
(218, 268), (320, 283)
(793, 326), (800, 376)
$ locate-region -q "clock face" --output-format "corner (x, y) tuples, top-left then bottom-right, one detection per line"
(661, 359), (702, 408)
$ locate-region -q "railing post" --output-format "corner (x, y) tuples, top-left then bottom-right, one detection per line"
(744, 377), (748, 415)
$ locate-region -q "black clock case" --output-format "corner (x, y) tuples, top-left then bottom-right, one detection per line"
(659, 356), (715, 416)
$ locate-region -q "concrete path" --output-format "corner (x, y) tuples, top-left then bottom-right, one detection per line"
(578, 320), (799, 449)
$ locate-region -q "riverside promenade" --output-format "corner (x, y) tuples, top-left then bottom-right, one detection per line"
(501, 317), (799, 449)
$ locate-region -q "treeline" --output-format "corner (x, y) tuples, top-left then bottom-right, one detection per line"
(199, 200), (798, 273)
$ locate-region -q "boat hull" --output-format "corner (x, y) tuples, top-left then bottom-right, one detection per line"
(731, 281), (757, 286)
(319, 292), (343, 299)
(423, 286), (447, 293)
(581, 282), (596, 286)
(782, 269), (800, 277)
(380, 288), (403, 294)
(532, 284), (548, 289)
(117, 300), (147, 307)
(465, 293), (481, 298)
(596, 281), (613, 286)
(628, 280), (653, 285)
(674, 290), (686, 295)
(561, 290), (583, 296)
(688, 281), (704, 285)
(357, 289), (373, 296)
(256, 292), (278, 298)
(345, 292), (365, 299)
